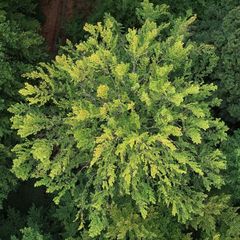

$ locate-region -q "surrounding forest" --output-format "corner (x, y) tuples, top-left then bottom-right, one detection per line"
(0, 0), (240, 239)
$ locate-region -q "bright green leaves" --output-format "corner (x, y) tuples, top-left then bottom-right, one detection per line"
(83, 15), (119, 50)
(19, 83), (38, 96)
(126, 19), (161, 60)
(126, 29), (139, 57)
(114, 63), (129, 80)
(10, 1), (228, 239)
(195, 119), (209, 130)
(149, 65), (173, 93)
(187, 128), (202, 144)
(167, 40), (193, 69)
(184, 84), (200, 95)
(19, 81), (52, 106)
(72, 107), (90, 121)
(172, 151), (203, 176)
(73, 128), (94, 150)
(185, 104), (205, 118)
(22, 64), (55, 94)
(31, 139), (53, 167)
(11, 113), (48, 138)
(88, 212), (106, 237)
(140, 91), (151, 106)
(11, 143), (33, 180)
(97, 84), (109, 99)
(137, 0), (169, 22)
(12, 139), (53, 181)
(170, 93), (184, 106)
(91, 144), (105, 167)
(149, 134), (177, 151)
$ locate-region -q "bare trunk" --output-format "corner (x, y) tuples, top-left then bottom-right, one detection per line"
(40, 0), (94, 54)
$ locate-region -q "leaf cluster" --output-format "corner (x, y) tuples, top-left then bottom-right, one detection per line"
(9, 1), (230, 238)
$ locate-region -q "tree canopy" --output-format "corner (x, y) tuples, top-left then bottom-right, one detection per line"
(0, 0), (240, 239)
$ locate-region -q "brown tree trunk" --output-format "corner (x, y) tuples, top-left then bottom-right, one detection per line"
(40, 0), (94, 54)
(40, 0), (63, 53)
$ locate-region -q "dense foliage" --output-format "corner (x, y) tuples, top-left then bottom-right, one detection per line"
(0, 0), (240, 239)
(0, 0), (46, 208)
(221, 130), (240, 205)
(0, 0), (48, 239)
(212, 6), (240, 122)
(69, 0), (240, 124)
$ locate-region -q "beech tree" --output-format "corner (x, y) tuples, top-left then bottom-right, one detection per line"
(10, 1), (232, 239)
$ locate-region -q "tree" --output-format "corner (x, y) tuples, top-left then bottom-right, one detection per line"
(81, 0), (240, 125)
(11, 228), (47, 240)
(221, 130), (240, 205)
(0, 0), (46, 208)
(0, 205), (57, 240)
(10, 1), (230, 239)
(213, 6), (240, 123)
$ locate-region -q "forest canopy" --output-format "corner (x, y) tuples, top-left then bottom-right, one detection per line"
(0, 0), (240, 239)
